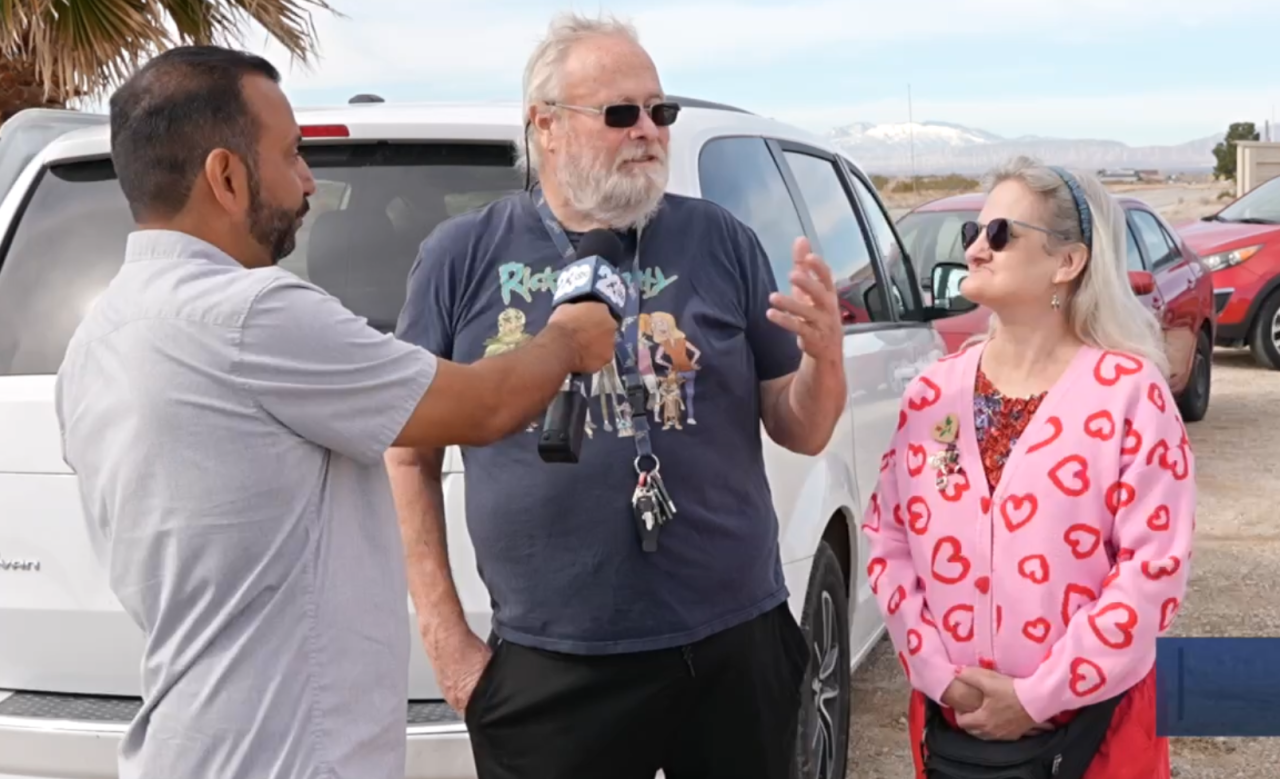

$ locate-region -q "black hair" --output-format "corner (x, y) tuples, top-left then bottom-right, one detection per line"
(108, 45), (281, 221)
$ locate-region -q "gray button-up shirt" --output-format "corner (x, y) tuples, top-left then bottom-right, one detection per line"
(55, 229), (437, 779)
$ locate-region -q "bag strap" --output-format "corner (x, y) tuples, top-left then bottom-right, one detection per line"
(921, 690), (1125, 779)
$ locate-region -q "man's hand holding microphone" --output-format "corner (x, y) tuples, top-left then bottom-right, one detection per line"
(538, 229), (627, 381)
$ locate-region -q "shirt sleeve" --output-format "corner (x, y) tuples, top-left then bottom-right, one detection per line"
(395, 225), (462, 360)
(1013, 378), (1195, 723)
(235, 274), (438, 465)
(737, 219), (803, 382)
(861, 384), (958, 704)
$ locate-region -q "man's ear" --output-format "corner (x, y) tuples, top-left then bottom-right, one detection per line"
(531, 105), (557, 153)
(203, 148), (250, 215)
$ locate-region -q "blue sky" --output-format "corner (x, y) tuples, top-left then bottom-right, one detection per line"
(231, 0), (1280, 147)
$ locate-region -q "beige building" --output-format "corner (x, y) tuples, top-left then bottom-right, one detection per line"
(1235, 140), (1280, 196)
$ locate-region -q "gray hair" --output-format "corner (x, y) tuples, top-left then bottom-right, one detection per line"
(974, 155), (1169, 378)
(515, 12), (642, 178)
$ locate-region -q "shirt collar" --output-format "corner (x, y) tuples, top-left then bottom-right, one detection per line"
(124, 229), (244, 269)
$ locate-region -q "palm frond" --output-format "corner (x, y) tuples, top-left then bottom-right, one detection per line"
(0, 0), (338, 103)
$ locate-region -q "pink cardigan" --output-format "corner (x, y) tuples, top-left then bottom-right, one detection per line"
(863, 342), (1195, 724)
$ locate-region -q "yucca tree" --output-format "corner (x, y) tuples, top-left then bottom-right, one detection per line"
(0, 0), (336, 120)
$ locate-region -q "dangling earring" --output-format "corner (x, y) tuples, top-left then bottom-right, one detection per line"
(1051, 292), (1061, 310)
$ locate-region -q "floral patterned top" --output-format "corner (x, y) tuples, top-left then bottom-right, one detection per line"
(973, 366), (1048, 491)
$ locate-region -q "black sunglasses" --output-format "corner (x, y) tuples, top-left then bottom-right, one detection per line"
(960, 217), (1068, 251)
(548, 101), (681, 128)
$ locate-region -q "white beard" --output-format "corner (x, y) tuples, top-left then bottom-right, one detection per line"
(555, 137), (669, 231)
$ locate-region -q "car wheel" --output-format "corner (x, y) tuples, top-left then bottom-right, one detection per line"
(1176, 329), (1211, 423)
(1248, 289), (1280, 370)
(792, 541), (851, 779)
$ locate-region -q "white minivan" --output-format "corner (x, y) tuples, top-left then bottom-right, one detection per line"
(0, 97), (957, 779)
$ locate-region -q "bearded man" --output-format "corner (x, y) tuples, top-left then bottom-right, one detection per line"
(388, 12), (848, 779)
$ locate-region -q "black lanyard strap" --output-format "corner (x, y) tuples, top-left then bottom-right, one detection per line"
(531, 187), (657, 473)
(531, 187), (675, 551)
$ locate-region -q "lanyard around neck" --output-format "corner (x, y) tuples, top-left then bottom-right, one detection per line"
(529, 186), (658, 473)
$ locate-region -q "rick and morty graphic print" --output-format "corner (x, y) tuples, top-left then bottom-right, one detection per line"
(487, 261), (699, 438)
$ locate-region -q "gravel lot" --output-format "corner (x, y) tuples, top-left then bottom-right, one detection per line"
(845, 348), (1280, 778)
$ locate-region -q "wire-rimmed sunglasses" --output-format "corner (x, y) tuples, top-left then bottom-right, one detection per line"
(961, 217), (1071, 251)
(546, 101), (681, 128)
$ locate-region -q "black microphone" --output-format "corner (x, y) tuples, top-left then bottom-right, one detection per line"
(537, 228), (629, 463)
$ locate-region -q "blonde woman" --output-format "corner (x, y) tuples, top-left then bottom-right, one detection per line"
(865, 157), (1194, 779)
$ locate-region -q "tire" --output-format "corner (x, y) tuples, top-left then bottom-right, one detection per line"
(1176, 329), (1211, 423)
(792, 541), (851, 779)
(1248, 289), (1280, 370)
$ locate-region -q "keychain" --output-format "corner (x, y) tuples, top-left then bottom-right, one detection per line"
(632, 461), (676, 553)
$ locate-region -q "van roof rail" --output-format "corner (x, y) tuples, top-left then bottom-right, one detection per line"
(666, 95), (753, 115)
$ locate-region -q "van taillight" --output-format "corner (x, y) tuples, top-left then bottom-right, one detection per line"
(301, 124), (350, 138)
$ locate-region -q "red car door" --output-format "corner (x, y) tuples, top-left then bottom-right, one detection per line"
(1128, 207), (1197, 394)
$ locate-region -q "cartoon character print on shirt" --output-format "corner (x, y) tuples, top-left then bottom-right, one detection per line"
(639, 312), (702, 429)
(488, 256), (693, 439)
(483, 308), (540, 431)
(483, 308), (533, 357)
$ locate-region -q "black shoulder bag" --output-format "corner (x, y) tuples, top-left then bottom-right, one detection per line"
(920, 692), (1124, 779)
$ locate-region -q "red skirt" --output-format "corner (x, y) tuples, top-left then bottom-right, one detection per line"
(907, 666), (1169, 779)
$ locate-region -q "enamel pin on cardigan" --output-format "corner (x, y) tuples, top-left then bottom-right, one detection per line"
(863, 342), (1195, 725)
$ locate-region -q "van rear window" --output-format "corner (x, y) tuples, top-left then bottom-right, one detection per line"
(0, 142), (524, 376)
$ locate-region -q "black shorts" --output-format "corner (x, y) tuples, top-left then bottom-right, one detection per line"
(464, 602), (811, 779)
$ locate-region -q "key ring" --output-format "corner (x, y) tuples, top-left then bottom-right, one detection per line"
(634, 454), (660, 475)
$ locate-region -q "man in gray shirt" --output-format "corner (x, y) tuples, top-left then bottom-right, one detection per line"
(53, 45), (616, 779)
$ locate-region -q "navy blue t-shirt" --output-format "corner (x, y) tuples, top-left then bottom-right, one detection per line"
(396, 190), (803, 655)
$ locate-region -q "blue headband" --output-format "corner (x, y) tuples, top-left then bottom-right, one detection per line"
(1048, 165), (1093, 251)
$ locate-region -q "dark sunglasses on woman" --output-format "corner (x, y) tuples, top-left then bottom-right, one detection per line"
(961, 217), (1069, 252)
(547, 101), (681, 128)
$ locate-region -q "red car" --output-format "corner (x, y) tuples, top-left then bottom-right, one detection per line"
(1173, 175), (1280, 369)
(897, 192), (1217, 422)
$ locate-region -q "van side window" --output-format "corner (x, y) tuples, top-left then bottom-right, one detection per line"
(0, 144), (524, 377)
(845, 170), (923, 321)
(0, 161), (131, 376)
(780, 150), (888, 324)
(696, 136), (807, 292)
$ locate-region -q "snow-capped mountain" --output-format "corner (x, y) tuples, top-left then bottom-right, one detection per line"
(829, 121), (1003, 151)
(826, 120), (1220, 175)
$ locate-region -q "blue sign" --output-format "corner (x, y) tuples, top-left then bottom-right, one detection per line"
(1156, 637), (1280, 737)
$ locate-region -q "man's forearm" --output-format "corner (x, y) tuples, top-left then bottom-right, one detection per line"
(396, 321), (590, 450)
(468, 322), (583, 442)
(769, 354), (846, 455)
(386, 447), (470, 648)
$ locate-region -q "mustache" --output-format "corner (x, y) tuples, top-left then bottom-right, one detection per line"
(616, 145), (665, 165)
(297, 198), (310, 219)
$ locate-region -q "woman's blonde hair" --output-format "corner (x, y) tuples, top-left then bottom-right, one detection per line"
(970, 155), (1169, 378)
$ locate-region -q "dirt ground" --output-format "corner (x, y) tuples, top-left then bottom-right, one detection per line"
(846, 348), (1280, 778)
